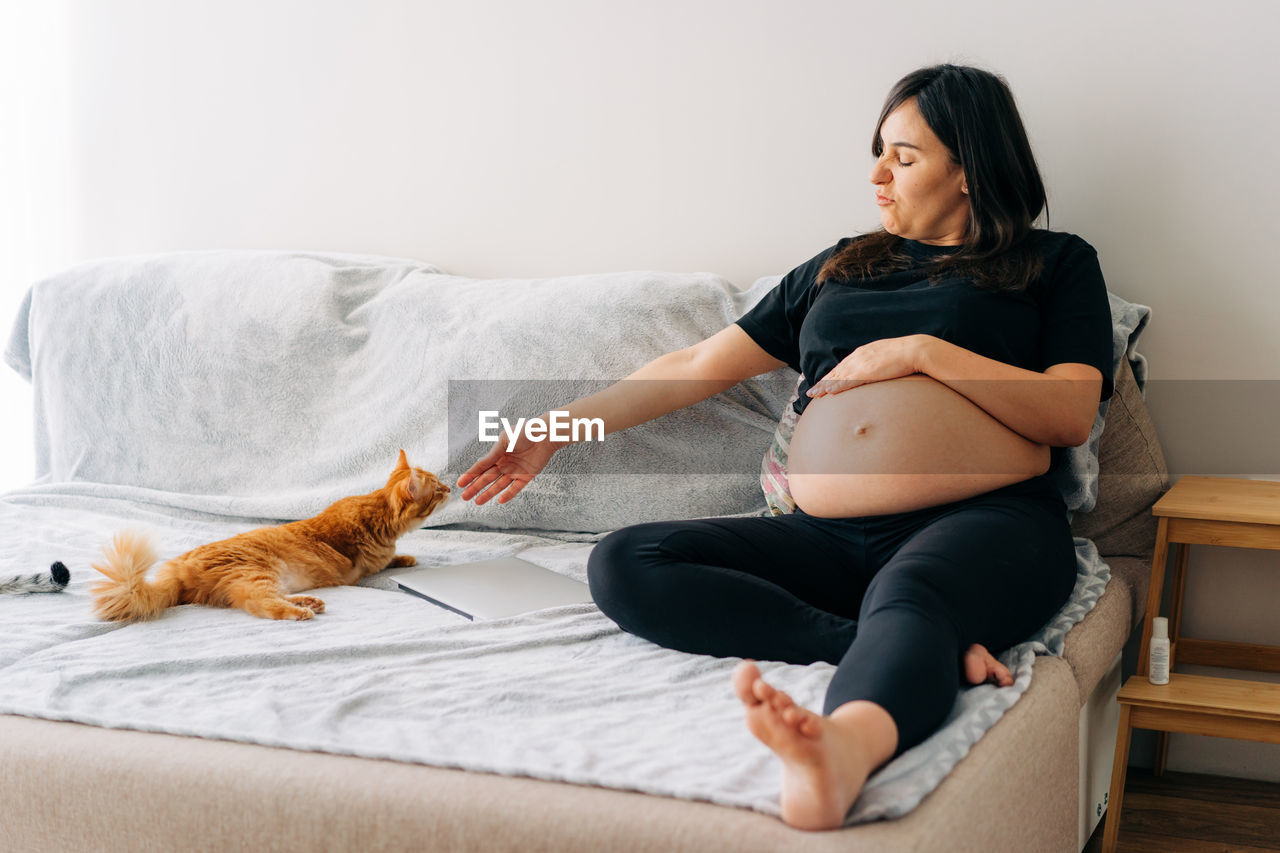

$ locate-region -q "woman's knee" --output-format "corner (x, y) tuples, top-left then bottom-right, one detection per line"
(860, 558), (949, 619)
(586, 523), (671, 617)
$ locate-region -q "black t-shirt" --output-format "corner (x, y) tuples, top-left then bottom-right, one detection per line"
(736, 230), (1115, 421)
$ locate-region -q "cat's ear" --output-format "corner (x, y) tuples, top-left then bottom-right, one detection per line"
(395, 449), (410, 471)
(399, 470), (426, 503)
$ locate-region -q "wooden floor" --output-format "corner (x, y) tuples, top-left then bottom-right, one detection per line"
(1084, 770), (1280, 852)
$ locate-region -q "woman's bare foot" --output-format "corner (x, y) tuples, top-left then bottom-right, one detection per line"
(963, 643), (1013, 687)
(732, 660), (897, 831)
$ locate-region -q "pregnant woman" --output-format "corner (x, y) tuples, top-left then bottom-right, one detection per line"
(457, 64), (1114, 831)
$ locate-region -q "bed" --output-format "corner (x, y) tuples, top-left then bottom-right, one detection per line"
(0, 250), (1168, 852)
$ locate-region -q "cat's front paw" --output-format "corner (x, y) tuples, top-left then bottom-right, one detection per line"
(289, 595), (326, 614)
(388, 555), (417, 568)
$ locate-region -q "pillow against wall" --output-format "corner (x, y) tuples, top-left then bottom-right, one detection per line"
(4, 251), (795, 532)
(760, 374), (802, 516)
(1068, 356), (1170, 558)
(1049, 291), (1153, 514)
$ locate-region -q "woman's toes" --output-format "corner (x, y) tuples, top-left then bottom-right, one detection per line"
(963, 648), (986, 685)
(792, 710), (821, 738)
(778, 701), (824, 739)
(783, 705), (806, 727)
(734, 663), (825, 742)
(733, 660), (764, 705)
(963, 644), (1013, 687)
(752, 676), (778, 705)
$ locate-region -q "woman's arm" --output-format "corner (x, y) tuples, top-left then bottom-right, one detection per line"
(916, 336), (1102, 447)
(806, 333), (1102, 447)
(457, 324), (786, 504)
(550, 324), (786, 439)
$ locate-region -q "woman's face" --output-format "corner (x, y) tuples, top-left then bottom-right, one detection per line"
(868, 98), (970, 246)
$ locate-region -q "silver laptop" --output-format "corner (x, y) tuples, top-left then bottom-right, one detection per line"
(395, 556), (593, 621)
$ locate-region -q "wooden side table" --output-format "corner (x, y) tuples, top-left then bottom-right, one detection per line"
(1102, 476), (1280, 853)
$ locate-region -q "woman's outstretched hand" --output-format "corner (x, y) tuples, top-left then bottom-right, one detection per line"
(456, 428), (564, 506)
(806, 334), (935, 398)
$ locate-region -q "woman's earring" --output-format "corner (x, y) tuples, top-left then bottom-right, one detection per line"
(961, 185), (969, 195)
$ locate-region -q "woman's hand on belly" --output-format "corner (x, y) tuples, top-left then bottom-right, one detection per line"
(787, 375), (1052, 517)
(806, 334), (930, 398)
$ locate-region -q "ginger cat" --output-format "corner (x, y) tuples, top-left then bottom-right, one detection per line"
(91, 450), (449, 622)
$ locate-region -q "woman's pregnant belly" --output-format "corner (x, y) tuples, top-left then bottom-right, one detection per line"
(787, 374), (1051, 517)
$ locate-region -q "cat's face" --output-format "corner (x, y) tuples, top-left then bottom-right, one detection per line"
(388, 449), (450, 526)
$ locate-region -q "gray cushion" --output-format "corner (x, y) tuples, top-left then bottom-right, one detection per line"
(1069, 357), (1170, 558)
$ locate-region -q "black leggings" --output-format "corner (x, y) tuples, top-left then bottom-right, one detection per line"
(586, 474), (1078, 755)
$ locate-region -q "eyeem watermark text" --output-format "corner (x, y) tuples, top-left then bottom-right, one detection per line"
(478, 410), (605, 451)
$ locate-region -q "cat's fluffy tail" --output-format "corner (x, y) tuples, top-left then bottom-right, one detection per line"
(90, 530), (181, 621)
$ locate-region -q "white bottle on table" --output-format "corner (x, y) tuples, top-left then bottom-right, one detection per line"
(1149, 617), (1171, 685)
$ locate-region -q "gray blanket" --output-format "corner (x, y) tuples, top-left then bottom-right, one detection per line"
(0, 490), (1107, 824)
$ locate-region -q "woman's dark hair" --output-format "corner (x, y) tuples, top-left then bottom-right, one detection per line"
(818, 64), (1047, 292)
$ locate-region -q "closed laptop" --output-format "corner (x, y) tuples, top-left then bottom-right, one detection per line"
(396, 556), (593, 621)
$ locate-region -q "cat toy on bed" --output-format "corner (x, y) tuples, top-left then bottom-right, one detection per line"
(0, 562), (70, 595)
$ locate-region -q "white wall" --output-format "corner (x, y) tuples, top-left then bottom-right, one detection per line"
(0, 0), (75, 487)
(5, 0), (1279, 777)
